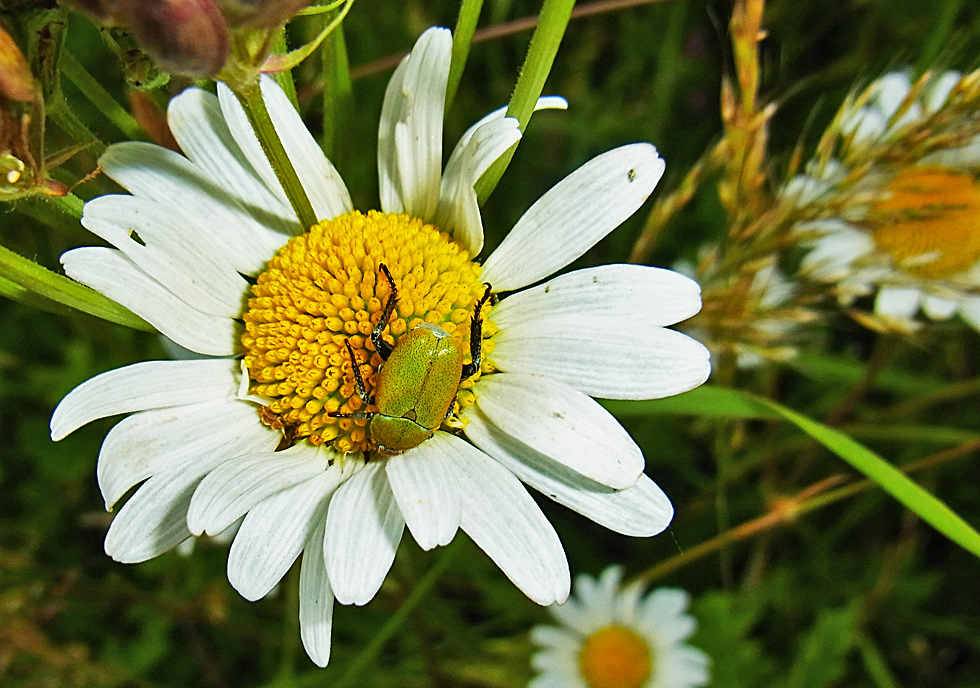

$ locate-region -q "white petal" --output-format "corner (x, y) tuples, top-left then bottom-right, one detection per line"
(51, 359), (236, 440)
(385, 433), (462, 550)
(492, 264), (703, 327)
(464, 407), (673, 536)
(436, 96), (567, 256)
(299, 518), (334, 667)
(167, 86), (297, 235)
(959, 296), (980, 331)
(481, 144), (665, 291)
(491, 265), (710, 399)
(922, 294), (958, 320)
(799, 223), (873, 279)
(924, 71), (961, 112)
(494, 325), (709, 400)
(434, 116), (521, 256)
(99, 142), (287, 274)
(82, 195), (248, 317)
(377, 28), (452, 219)
(446, 434), (570, 605)
(324, 460), (405, 606)
(61, 247), (239, 356)
(98, 398), (279, 510)
(873, 72), (914, 123)
(217, 78), (352, 223)
(228, 467), (341, 601)
(473, 373), (643, 489)
(875, 286), (921, 319)
(105, 460), (222, 563)
(188, 443), (332, 536)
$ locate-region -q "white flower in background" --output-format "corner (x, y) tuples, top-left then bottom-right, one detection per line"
(531, 566), (709, 688)
(788, 70), (980, 332)
(50, 27), (710, 666)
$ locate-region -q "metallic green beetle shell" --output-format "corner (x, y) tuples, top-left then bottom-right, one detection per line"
(369, 323), (464, 454)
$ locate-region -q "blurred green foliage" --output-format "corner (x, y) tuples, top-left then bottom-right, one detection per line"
(2, 0), (980, 686)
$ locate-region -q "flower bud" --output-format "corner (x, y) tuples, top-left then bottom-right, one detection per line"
(218, 0), (312, 28)
(116, 0), (230, 77)
(0, 23), (36, 102)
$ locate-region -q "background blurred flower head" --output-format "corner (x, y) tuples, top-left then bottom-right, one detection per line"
(531, 566), (709, 688)
(787, 69), (980, 333)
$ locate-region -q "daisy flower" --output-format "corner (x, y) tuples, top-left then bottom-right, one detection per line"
(788, 69), (980, 332)
(50, 27), (710, 666)
(531, 566), (709, 688)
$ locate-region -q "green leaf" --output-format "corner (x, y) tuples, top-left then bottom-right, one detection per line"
(620, 385), (980, 560)
(603, 385), (779, 420)
(752, 394), (980, 559)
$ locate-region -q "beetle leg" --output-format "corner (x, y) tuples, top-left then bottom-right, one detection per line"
(460, 283), (493, 381)
(336, 339), (376, 407)
(328, 341), (375, 419)
(372, 264), (398, 360)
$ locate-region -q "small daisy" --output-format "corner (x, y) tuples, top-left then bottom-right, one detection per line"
(531, 567), (709, 688)
(50, 28), (710, 666)
(788, 69), (980, 332)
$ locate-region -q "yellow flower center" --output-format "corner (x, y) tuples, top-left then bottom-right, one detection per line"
(869, 166), (980, 279)
(241, 210), (496, 455)
(578, 625), (653, 688)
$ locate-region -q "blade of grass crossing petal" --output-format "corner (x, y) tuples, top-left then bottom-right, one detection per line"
(474, 0), (575, 203)
(752, 395), (980, 559)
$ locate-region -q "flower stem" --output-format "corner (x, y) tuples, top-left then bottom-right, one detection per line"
(231, 79), (318, 230)
(0, 243), (153, 330)
(331, 541), (460, 688)
(60, 50), (145, 141)
(474, 0), (575, 204)
(445, 0), (485, 111)
(321, 22), (353, 170)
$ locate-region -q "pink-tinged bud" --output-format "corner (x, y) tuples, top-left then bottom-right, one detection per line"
(0, 23), (36, 102)
(218, 0), (312, 28)
(116, 0), (230, 77)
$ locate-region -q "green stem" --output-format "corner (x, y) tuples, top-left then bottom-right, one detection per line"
(331, 541), (460, 688)
(321, 22), (353, 170)
(446, 0), (485, 111)
(231, 80), (318, 230)
(474, 0), (575, 203)
(270, 27), (300, 112)
(60, 50), (144, 141)
(0, 243), (153, 330)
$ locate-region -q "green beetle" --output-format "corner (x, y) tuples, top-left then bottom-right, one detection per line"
(330, 264), (492, 455)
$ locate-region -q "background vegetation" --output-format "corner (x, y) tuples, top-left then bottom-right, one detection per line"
(2, 0), (980, 686)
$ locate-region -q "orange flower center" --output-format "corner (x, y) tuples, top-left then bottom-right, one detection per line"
(578, 625), (653, 688)
(869, 166), (980, 279)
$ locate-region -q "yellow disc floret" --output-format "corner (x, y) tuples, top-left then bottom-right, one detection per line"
(241, 210), (494, 455)
(869, 166), (980, 279)
(578, 625), (654, 688)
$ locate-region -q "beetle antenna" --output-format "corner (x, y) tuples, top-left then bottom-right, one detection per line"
(461, 283), (493, 381)
(372, 264), (397, 360)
